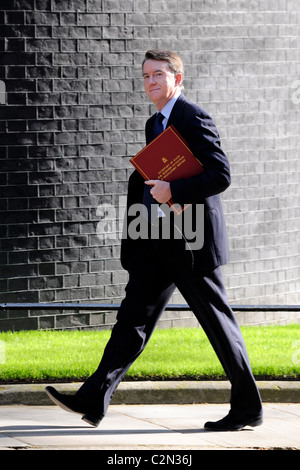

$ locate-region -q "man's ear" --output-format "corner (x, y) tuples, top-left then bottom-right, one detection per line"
(175, 73), (183, 88)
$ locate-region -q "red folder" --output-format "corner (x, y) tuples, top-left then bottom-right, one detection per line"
(129, 125), (204, 214)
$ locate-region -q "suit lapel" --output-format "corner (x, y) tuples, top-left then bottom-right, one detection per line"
(145, 113), (157, 145)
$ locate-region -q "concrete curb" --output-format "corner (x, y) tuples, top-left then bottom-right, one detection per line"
(0, 381), (299, 406)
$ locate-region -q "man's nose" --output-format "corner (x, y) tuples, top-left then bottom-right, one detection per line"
(149, 75), (157, 84)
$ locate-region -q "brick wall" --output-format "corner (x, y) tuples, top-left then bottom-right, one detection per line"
(0, 0), (300, 330)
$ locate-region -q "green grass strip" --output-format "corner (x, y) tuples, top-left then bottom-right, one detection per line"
(0, 324), (299, 383)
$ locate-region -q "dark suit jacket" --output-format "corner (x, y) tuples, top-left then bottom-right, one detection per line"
(121, 94), (231, 274)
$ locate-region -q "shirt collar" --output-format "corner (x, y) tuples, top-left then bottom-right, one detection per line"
(159, 90), (181, 124)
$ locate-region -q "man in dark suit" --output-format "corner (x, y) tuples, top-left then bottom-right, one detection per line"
(46, 50), (263, 431)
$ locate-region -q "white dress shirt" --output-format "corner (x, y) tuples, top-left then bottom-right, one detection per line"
(158, 90), (181, 129)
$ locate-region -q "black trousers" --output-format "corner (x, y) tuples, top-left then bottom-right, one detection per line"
(77, 238), (262, 418)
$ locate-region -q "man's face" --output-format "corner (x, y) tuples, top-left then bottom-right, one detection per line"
(142, 59), (182, 110)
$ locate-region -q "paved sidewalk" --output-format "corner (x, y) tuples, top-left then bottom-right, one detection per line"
(1, 381), (299, 451)
(0, 403), (300, 450)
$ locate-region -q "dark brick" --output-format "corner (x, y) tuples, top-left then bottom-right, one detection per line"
(1, 236), (37, 251)
(35, 25), (52, 37)
(7, 120), (27, 132)
(35, 0), (52, 11)
(1, 210), (38, 224)
(25, 11), (60, 25)
(0, 106), (36, 119)
(5, 38), (25, 52)
(8, 251), (28, 265)
(26, 39), (60, 52)
(1, 289), (38, 303)
(5, 12), (25, 24)
(1, 184), (38, 199)
(7, 224), (28, 239)
(55, 313), (90, 329)
(1, 25), (35, 38)
(1, 132), (37, 146)
(27, 92), (61, 105)
(1, 1), (300, 333)
(6, 93), (27, 105)
(29, 276), (63, 290)
(0, 52), (35, 65)
(28, 249), (62, 263)
(0, 317), (39, 332)
(28, 196), (63, 210)
(39, 315), (55, 329)
(5, 79), (36, 92)
(0, 0), (33, 9)
(52, 0), (87, 11)
(8, 278), (28, 291)
(29, 171), (62, 185)
(39, 263), (56, 275)
(27, 66), (61, 78)
(6, 66), (26, 78)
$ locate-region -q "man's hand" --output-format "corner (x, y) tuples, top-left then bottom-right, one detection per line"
(145, 180), (172, 204)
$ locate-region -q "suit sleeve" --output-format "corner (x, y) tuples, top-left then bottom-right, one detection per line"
(169, 110), (231, 204)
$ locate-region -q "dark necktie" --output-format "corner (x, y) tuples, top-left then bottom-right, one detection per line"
(143, 112), (164, 221)
(151, 111), (164, 142)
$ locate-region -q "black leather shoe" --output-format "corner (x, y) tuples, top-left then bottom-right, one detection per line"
(204, 412), (263, 431)
(45, 386), (103, 427)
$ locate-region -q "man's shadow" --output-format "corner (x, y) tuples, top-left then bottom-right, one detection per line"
(0, 424), (252, 437)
